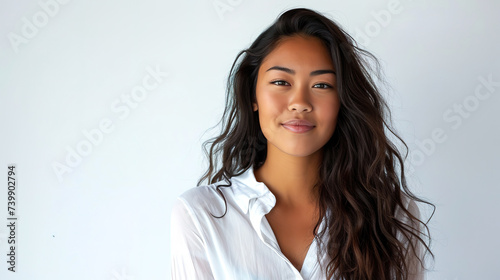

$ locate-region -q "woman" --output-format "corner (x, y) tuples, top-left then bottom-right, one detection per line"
(171, 7), (434, 280)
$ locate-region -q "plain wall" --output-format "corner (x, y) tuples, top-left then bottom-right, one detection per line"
(1, 0), (499, 279)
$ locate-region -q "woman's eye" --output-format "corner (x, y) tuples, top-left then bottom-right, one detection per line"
(271, 80), (289, 86)
(313, 83), (333, 89)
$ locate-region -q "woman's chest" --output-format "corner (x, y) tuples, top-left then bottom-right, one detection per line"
(264, 206), (320, 271)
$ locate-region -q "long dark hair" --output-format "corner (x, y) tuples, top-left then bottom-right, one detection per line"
(197, 7), (434, 280)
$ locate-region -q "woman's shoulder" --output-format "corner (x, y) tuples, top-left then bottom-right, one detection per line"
(395, 194), (427, 279)
(396, 193), (422, 227)
(177, 183), (220, 204)
(172, 180), (237, 218)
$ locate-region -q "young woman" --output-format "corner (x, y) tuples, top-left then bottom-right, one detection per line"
(171, 7), (434, 280)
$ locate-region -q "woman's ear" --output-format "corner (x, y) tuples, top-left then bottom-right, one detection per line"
(253, 103), (258, 111)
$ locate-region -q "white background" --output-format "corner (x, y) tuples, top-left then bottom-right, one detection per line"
(1, 0), (499, 279)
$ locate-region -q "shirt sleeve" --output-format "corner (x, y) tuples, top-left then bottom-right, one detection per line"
(404, 199), (426, 280)
(170, 197), (215, 280)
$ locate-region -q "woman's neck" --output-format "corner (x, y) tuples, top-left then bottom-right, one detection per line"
(254, 143), (322, 208)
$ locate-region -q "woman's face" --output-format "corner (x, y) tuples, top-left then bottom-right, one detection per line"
(253, 34), (340, 158)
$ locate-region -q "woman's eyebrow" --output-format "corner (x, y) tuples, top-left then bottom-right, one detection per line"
(266, 66), (336, 76)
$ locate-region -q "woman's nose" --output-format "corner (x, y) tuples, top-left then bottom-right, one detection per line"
(288, 85), (312, 112)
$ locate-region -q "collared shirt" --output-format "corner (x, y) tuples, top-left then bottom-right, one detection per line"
(170, 165), (424, 279)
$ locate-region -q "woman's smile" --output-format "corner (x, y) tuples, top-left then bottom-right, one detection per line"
(281, 124), (314, 133)
(281, 119), (316, 133)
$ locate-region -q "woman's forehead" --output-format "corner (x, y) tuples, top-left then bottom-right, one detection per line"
(260, 35), (335, 73)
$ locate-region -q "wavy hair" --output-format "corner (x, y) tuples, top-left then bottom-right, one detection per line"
(197, 7), (434, 280)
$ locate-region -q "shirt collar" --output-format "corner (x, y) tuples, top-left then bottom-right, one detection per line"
(229, 165), (331, 245)
(230, 165), (273, 214)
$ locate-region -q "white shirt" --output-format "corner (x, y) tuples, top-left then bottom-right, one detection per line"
(170, 165), (424, 279)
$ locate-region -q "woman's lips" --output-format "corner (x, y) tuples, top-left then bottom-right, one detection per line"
(281, 124), (314, 133)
